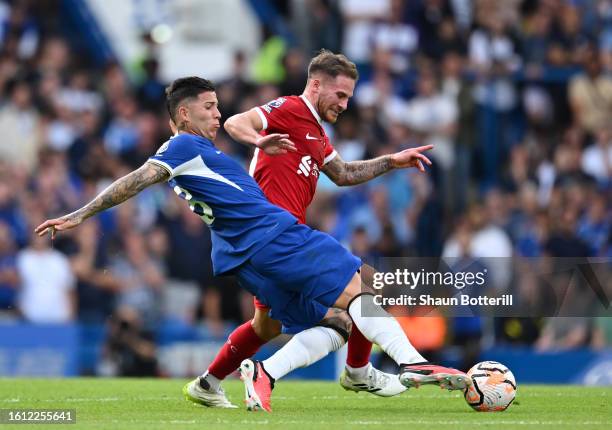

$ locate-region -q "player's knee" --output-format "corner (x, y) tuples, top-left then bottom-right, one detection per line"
(336, 271), (375, 309)
(358, 265), (376, 295)
(251, 311), (281, 341)
(318, 311), (352, 342)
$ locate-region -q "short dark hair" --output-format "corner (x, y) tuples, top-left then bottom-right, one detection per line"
(165, 77), (215, 121)
(307, 49), (358, 81)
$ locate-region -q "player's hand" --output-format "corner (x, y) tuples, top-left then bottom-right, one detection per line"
(34, 214), (84, 239)
(389, 145), (433, 172)
(255, 133), (297, 155)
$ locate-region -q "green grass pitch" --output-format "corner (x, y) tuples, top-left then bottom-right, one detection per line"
(1, 378), (610, 429)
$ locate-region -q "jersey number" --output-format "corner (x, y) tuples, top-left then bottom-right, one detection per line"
(173, 185), (215, 225)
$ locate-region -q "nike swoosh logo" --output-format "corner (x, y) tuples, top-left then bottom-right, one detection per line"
(305, 133), (319, 140)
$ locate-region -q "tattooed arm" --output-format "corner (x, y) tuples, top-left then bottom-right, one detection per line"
(321, 144), (433, 186)
(322, 152), (393, 186)
(35, 162), (169, 237)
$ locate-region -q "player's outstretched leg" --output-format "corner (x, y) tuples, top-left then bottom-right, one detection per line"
(239, 310), (406, 411)
(336, 275), (471, 391)
(263, 311), (406, 398)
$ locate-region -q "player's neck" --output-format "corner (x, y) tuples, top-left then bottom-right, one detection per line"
(301, 91), (318, 112)
(178, 127), (212, 141)
(300, 91), (323, 123)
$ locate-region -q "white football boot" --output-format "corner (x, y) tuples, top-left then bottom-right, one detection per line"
(339, 363), (407, 397)
(182, 376), (238, 408)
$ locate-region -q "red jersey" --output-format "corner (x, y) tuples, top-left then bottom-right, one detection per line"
(249, 95), (337, 224)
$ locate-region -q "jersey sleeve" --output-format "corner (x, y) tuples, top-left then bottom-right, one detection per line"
(323, 135), (337, 165)
(148, 134), (197, 179)
(254, 97), (290, 132)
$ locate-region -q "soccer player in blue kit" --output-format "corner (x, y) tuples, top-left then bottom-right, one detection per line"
(35, 77), (470, 412)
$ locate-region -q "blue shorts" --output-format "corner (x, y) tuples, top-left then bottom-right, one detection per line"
(234, 223), (361, 334)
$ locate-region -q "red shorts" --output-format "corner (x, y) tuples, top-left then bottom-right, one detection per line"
(253, 296), (270, 311)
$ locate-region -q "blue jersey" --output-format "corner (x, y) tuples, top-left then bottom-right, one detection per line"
(148, 133), (297, 275)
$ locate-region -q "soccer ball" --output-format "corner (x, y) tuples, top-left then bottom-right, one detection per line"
(463, 361), (517, 412)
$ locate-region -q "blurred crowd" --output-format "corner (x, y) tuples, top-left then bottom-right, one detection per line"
(0, 0), (610, 375)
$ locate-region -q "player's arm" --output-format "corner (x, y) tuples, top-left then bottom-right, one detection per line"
(322, 145), (433, 186)
(35, 162), (169, 238)
(224, 108), (297, 155)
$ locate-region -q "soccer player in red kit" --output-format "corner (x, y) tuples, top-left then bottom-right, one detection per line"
(184, 50), (440, 408)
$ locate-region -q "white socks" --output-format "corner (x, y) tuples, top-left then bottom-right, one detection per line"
(201, 370), (221, 391)
(346, 364), (369, 379)
(262, 326), (345, 380)
(347, 295), (425, 365)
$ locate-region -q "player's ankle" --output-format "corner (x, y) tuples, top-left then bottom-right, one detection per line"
(200, 371), (222, 392)
(345, 363), (369, 379)
(259, 362), (276, 389)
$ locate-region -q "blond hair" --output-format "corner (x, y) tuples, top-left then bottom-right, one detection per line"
(307, 49), (358, 81)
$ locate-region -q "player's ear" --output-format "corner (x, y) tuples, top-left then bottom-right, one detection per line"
(176, 104), (190, 127)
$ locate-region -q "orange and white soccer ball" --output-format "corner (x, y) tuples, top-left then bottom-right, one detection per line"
(464, 361), (517, 412)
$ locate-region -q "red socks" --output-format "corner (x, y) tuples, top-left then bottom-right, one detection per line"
(207, 321), (267, 379)
(346, 325), (372, 368)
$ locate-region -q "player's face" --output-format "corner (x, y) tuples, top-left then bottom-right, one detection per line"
(181, 91), (222, 139)
(316, 75), (355, 123)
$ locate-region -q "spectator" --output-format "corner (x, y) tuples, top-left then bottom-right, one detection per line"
(109, 231), (164, 330)
(0, 221), (19, 315)
(581, 124), (612, 185)
(293, 0), (343, 54)
(545, 207), (592, 258)
(99, 306), (158, 376)
(103, 95), (140, 156)
(0, 79), (40, 173)
(443, 200), (513, 291)
(60, 219), (121, 323)
(404, 67), (457, 209)
(440, 51), (476, 211)
(551, 3), (589, 67)
(121, 111), (165, 168)
(339, 0), (390, 64)
(279, 48), (308, 97)
(404, 68), (458, 171)
(521, 7), (553, 68)
(36, 36), (70, 75)
(136, 57), (166, 112)
(0, 164), (29, 246)
(16, 225), (76, 323)
(0, 0), (39, 60)
(56, 69), (103, 115)
(568, 45), (612, 134)
(370, 0), (419, 75)
(577, 195), (610, 256)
